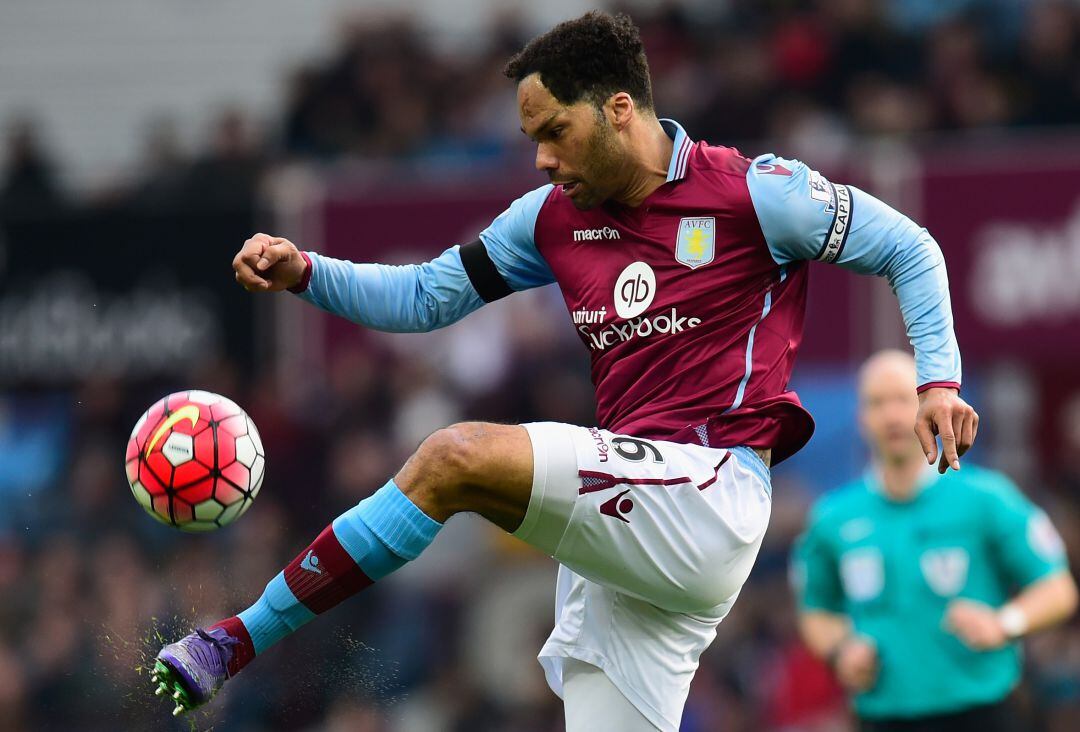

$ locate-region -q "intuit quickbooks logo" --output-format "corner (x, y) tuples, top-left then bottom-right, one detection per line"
(572, 306), (607, 324)
(578, 309), (702, 351)
(575, 261), (702, 350)
(614, 262), (655, 318)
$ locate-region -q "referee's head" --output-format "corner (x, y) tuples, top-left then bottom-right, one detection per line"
(505, 12), (657, 210)
(858, 350), (924, 465)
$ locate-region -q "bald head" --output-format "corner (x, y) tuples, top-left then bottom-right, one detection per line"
(858, 349), (917, 402)
(858, 349), (922, 464)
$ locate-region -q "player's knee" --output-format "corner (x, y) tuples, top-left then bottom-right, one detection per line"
(413, 425), (471, 485)
(409, 422), (491, 501)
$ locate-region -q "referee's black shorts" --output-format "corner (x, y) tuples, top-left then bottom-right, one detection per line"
(858, 694), (1026, 732)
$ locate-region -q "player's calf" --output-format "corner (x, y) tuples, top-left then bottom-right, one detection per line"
(151, 421), (534, 714)
(152, 478), (441, 712)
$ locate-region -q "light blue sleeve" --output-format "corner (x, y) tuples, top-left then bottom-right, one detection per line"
(747, 155), (962, 388)
(296, 184), (555, 333)
(477, 184), (557, 291)
(298, 247), (485, 333)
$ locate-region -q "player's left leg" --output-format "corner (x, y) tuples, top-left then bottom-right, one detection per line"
(517, 421), (772, 731)
(152, 421), (536, 714)
(563, 659), (659, 732)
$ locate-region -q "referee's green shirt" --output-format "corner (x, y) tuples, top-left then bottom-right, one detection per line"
(792, 465), (1067, 720)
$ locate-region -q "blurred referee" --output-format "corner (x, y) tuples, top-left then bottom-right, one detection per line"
(792, 350), (1077, 731)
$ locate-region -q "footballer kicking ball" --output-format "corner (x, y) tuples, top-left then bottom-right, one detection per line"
(124, 390), (265, 531)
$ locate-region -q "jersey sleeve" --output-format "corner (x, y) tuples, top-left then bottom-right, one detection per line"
(981, 473), (1069, 589)
(476, 183), (557, 291)
(297, 246), (485, 333)
(295, 185), (556, 333)
(792, 506), (845, 613)
(747, 155), (961, 391)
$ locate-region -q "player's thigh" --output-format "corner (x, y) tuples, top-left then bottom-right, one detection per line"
(516, 422), (772, 613)
(397, 421), (533, 531)
(562, 659), (660, 732)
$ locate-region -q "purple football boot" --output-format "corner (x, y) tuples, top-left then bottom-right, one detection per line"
(151, 627), (240, 716)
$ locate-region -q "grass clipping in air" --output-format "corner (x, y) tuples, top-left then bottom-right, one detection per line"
(101, 614), (402, 731)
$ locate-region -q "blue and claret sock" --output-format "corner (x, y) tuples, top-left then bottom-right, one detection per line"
(210, 480), (442, 675)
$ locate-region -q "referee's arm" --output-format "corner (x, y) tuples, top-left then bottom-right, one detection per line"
(946, 569), (1077, 650)
(947, 483), (1078, 649)
(792, 518), (878, 691)
(1003, 570), (1077, 635)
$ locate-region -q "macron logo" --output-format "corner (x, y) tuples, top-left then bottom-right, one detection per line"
(573, 227), (621, 242)
(300, 550), (323, 575)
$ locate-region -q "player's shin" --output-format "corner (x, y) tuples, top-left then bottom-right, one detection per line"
(211, 479), (443, 675)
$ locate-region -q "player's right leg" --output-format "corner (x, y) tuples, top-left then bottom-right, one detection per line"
(151, 421), (535, 714)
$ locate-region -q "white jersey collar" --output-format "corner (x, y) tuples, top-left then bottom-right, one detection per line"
(660, 118), (694, 182)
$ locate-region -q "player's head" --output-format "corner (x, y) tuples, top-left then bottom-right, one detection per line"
(858, 350), (923, 464)
(505, 11), (655, 210)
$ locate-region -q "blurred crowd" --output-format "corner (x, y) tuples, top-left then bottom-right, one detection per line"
(280, 0), (1080, 164)
(3, 0), (1080, 216)
(2, 0), (1080, 730)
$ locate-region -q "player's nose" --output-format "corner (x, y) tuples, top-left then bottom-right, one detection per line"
(535, 144), (559, 173)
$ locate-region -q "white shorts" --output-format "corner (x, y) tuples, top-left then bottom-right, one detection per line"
(514, 422), (772, 732)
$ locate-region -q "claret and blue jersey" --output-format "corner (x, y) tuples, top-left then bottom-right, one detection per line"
(296, 119), (961, 463)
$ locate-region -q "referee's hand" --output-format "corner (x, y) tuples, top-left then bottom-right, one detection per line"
(915, 387), (978, 474)
(834, 637), (878, 692)
(233, 233), (306, 292)
(945, 599), (1007, 651)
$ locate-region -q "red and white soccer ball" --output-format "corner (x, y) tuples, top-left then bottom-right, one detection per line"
(125, 390), (265, 531)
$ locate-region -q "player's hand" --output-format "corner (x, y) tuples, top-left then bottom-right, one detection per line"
(233, 233), (307, 292)
(915, 387), (978, 474)
(833, 636), (878, 692)
(945, 599), (1008, 651)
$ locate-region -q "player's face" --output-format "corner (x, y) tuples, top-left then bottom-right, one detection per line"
(858, 357), (922, 464)
(517, 75), (627, 210)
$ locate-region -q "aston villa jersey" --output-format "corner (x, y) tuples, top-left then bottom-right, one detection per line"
(297, 120), (962, 463)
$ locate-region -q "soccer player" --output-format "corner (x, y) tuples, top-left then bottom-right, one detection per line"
(151, 13), (979, 731)
(793, 350), (1077, 732)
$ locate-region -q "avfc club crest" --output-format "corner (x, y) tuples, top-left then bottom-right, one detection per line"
(675, 217), (715, 269)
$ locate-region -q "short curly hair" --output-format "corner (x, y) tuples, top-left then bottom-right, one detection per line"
(504, 11), (654, 111)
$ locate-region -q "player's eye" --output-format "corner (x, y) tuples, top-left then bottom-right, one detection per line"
(549, 127), (564, 140)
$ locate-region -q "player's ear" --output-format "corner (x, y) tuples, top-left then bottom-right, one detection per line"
(607, 92), (635, 130)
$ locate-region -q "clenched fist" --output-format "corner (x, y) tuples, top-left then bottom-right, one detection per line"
(233, 233), (307, 292)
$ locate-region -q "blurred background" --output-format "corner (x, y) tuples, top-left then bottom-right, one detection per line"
(1, 0), (1079, 729)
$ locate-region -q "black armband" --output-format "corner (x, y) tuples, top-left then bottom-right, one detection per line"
(459, 239), (513, 303)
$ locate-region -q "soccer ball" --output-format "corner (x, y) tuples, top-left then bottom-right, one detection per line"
(124, 390), (265, 531)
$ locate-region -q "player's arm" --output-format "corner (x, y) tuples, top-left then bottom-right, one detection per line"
(946, 477), (1077, 650)
(792, 511), (878, 691)
(232, 185), (556, 333)
(748, 157), (976, 473)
